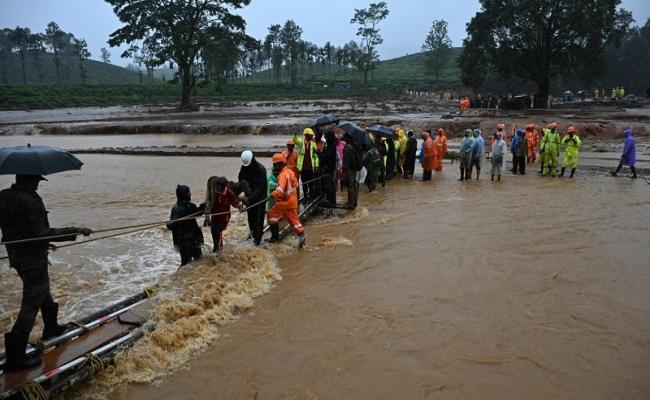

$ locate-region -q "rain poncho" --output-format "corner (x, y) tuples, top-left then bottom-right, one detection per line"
(432, 132), (448, 172)
(621, 128), (636, 166)
(525, 128), (539, 161)
(421, 133), (435, 172)
(459, 131), (474, 169)
(561, 134), (582, 169)
(514, 129), (527, 158)
(491, 132), (507, 175)
(398, 129), (408, 167)
(541, 128), (561, 175)
(472, 131), (485, 159)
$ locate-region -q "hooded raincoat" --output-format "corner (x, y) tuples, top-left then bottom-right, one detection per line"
(491, 132), (507, 175)
(621, 128), (636, 166)
(459, 132), (474, 169)
(421, 132), (435, 172)
(561, 134), (582, 169)
(432, 131), (448, 172)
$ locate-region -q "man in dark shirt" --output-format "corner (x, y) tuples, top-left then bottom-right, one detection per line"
(167, 185), (204, 266)
(238, 151), (268, 246)
(0, 175), (92, 371)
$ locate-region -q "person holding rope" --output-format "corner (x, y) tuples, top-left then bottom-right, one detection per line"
(238, 151), (268, 246)
(204, 176), (242, 253)
(267, 153), (306, 248)
(0, 174), (93, 372)
(167, 185), (204, 267)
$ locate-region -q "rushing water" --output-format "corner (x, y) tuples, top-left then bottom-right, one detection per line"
(0, 152), (649, 399)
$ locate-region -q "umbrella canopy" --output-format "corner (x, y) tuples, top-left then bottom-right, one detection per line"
(0, 144), (83, 176)
(368, 124), (395, 139)
(338, 121), (372, 146)
(309, 114), (339, 129)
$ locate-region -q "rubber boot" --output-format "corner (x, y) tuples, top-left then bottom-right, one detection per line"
(538, 163), (544, 175)
(267, 224), (280, 243)
(4, 332), (41, 372)
(298, 233), (306, 249)
(559, 167), (566, 178)
(498, 174), (501, 181)
(458, 168), (464, 181)
(41, 302), (68, 341)
(476, 169), (480, 181)
(610, 164), (622, 177)
(491, 174), (494, 181)
(570, 168), (576, 178)
(630, 166), (637, 179)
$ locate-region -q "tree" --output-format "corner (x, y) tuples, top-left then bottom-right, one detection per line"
(422, 19), (452, 82)
(264, 25), (284, 83)
(0, 29), (11, 83)
(602, 18), (650, 95)
(280, 20), (303, 87)
(100, 47), (111, 63)
(459, 0), (631, 106)
(27, 33), (46, 83)
(9, 26), (31, 84)
(45, 22), (65, 84)
(107, 0), (251, 109)
(350, 1), (389, 86)
(72, 38), (91, 84)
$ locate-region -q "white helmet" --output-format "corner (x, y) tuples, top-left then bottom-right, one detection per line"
(241, 150), (253, 166)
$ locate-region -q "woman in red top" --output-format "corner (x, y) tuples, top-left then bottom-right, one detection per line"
(204, 176), (241, 253)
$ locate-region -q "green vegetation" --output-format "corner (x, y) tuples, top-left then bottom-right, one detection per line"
(1, 53), (144, 84)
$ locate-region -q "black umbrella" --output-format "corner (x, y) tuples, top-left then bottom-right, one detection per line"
(368, 124), (395, 139)
(338, 121), (371, 146)
(309, 114), (339, 129)
(0, 144), (83, 175)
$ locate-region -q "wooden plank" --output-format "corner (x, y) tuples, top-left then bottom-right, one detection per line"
(0, 319), (129, 392)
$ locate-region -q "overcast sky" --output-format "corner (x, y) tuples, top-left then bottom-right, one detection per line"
(1, 0), (649, 66)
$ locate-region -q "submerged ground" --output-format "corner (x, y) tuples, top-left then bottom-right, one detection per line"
(0, 100), (649, 399)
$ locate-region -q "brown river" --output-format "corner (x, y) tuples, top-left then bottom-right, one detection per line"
(0, 150), (649, 399)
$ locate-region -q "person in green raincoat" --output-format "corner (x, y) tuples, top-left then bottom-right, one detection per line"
(560, 126), (581, 178)
(541, 122), (561, 177)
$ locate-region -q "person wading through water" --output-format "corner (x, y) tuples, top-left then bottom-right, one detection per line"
(238, 150), (268, 246)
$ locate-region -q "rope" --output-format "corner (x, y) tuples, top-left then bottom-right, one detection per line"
(15, 381), (48, 400)
(82, 352), (105, 375)
(69, 320), (90, 331)
(143, 286), (155, 297)
(0, 173), (333, 259)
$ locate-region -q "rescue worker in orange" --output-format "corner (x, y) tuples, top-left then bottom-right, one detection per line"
(267, 153), (306, 248)
(525, 124), (539, 163)
(282, 139), (300, 199)
(432, 128), (448, 172)
(421, 131), (435, 181)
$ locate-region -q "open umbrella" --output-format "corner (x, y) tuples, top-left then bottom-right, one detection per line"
(309, 114), (339, 129)
(338, 121), (371, 146)
(0, 144), (83, 175)
(368, 124), (395, 139)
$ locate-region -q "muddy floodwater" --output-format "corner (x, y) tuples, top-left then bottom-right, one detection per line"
(0, 152), (649, 399)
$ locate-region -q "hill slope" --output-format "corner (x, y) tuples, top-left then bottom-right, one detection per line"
(1, 53), (146, 84)
(248, 48), (463, 87)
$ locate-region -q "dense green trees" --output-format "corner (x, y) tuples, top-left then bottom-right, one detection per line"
(422, 20), (452, 82)
(459, 0), (632, 103)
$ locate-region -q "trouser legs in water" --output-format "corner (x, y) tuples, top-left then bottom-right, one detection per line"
(268, 223), (280, 243)
(570, 168), (576, 178)
(180, 245), (202, 266)
(346, 174), (359, 209)
(246, 203), (266, 245)
(560, 167), (566, 177)
(631, 166), (637, 179)
(459, 168), (465, 181)
(210, 222), (227, 253)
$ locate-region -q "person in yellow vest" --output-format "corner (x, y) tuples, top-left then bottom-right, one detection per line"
(619, 86), (625, 100)
(560, 126), (581, 178)
(292, 128), (320, 202)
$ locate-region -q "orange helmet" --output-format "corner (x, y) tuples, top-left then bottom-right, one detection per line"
(548, 122), (558, 129)
(526, 123), (535, 130)
(567, 126), (577, 134)
(272, 153), (285, 164)
(496, 123), (505, 130)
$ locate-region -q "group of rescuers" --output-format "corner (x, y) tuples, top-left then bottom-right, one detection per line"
(0, 121), (638, 373)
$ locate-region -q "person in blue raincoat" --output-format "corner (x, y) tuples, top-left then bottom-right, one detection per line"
(468, 129), (484, 180)
(610, 128), (637, 179)
(458, 129), (474, 181)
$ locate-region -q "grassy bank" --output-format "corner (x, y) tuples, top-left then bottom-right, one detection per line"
(0, 82), (418, 110)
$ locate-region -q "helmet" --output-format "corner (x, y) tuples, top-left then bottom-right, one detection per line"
(548, 122), (558, 129)
(303, 128), (314, 136)
(272, 153), (285, 165)
(567, 126), (576, 133)
(496, 123), (505, 130)
(241, 150), (253, 166)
